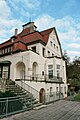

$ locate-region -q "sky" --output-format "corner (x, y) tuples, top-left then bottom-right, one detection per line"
(0, 0), (80, 61)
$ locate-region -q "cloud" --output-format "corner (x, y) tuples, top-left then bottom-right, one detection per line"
(35, 14), (55, 31)
(9, 0), (40, 9)
(67, 50), (80, 56)
(35, 15), (80, 41)
(68, 43), (80, 49)
(0, 0), (11, 18)
(35, 14), (80, 60)
(24, 0), (40, 9)
(0, 0), (25, 43)
(0, 18), (24, 43)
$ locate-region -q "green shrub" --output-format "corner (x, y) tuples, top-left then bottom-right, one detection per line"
(0, 90), (16, 98)
(73, 94), (80, 101)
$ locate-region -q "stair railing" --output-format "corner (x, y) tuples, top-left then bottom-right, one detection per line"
(15, 79), (39, 100)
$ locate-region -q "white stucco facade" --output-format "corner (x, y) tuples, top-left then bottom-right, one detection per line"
(0, 23), (68, 102)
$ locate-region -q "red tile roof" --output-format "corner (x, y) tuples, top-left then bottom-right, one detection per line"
(21, 31), (45, 44)
(41, 28), (53, 35)
(0, 26), (53, 49)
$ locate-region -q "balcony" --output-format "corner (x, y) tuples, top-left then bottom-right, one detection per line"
(16, 74), (63, 83)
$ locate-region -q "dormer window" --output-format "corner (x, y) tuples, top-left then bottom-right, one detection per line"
(11, 36), (17, 42)
(11, 38), (15, 42)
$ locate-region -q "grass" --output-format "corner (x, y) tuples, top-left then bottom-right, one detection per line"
(73, 93), (80, 101)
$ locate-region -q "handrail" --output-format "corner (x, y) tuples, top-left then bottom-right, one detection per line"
(16, 74), (63, 83)
(0, 95), (33, 118)
(15, 80), (39, 100)
(0, 95), (27, 101)
(22, 80), (39, 93)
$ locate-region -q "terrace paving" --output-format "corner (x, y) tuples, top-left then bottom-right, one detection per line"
(1, 100), (80, 120)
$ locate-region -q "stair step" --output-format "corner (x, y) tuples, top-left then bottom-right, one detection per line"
(33, 104), (47, 110)
(6, 80), (38, 109)
(33, 102), (43, 107)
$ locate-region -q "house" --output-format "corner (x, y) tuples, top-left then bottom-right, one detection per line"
(0, 22), (67, 103)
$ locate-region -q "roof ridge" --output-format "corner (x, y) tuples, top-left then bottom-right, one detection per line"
(40, 27), (54, 33)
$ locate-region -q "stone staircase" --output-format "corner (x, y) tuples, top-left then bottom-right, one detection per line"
(6, 79), (38, 110)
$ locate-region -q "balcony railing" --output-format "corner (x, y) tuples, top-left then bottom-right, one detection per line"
(16, 74), (63, 83)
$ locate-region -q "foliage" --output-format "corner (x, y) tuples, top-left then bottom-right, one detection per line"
(63, 50), (70, 64)
(67, 56), (80, 85)
(63, 52), (80, 89)
(73, 94), (80, 101)
(0, 90), (16, 98)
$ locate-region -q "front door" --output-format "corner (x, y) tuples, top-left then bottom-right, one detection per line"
(39, 88), (45, 103)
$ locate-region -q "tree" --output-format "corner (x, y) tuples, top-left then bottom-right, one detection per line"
(63, 50), (70, 64)
(67, 56), (80, 90)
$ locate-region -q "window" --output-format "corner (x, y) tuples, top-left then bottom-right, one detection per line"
(0, 67), (1, 77)
(57, 65), (60, 69)
(0, 50), (1, 55)
(57, 46), (58, 51)
(48, 65), (53, 69)
(2, 66), (9, 79)
(56, 65), (60, 79)
(54, 44), (55, 48)
(11, 38), (15, 42)
(50, 87), (53, 95)
(64, 87), (66, 94)
(48, 51), (50, 57)
(61, 87), (63, 93)
(3, 49), (5, 54)
(56, 87), (58, 92)
(32, 46), (36, 52)
(48, 65), (53, 79)
(57, 70), (60, 79)
(42, 71), (44, 76)
(52, 53), (54, 57)
(7, 47), (12, 53)
(5, 48), (7, 53)
(42, 48), (45, 56)
(50, 41), (53, 46)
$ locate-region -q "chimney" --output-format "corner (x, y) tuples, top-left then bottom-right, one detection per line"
(15, 28), (18, 36)
(22, 22), (37, 33)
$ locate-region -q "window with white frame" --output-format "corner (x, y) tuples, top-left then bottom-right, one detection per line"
(48, 65), (53, 79)
(57, 70), (60, 79)
(56, 65), (60, 79)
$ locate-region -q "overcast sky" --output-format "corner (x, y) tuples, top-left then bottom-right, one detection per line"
(0, 0), (80, 60)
